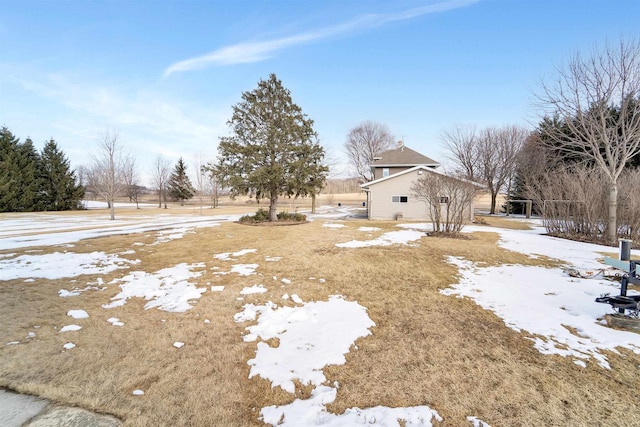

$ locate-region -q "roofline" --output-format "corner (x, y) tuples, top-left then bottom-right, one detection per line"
(361, 165), (484, 189)
(370, 163), (440, 168)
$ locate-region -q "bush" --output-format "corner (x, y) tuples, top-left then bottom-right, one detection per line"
(277, 211), (307, 221)
(239, 208), (306, 224)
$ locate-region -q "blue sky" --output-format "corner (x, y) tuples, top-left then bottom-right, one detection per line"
(1, 0), (638, 184)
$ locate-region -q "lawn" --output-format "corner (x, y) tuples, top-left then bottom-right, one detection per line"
(1, 205), (639, 426)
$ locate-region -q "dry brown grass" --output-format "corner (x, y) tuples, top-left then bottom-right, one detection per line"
(1, 215), (639, 426)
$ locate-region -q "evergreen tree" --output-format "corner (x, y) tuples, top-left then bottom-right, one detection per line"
(215, 73), (328, 221)
(16, 138), (43, 211)
(168, 157), (195, 205)
(40, 139), (84, 210)
(0, 127), (21, 212)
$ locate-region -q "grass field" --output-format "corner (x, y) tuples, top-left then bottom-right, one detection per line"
(1, 204), (639, 426)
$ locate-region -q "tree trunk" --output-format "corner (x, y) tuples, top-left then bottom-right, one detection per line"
(607, 181), (618, 244)
(269, 192), (278, 221)
(490, 189), (497, 215)
(109, 199), (115, 220)
(158, 189), (162, 208)
(311, 193), (316, 214)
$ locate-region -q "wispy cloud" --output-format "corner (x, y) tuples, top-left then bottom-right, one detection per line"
(163, 0), (479, 77)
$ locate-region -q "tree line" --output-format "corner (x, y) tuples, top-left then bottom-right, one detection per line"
(0, 126), (84, 212)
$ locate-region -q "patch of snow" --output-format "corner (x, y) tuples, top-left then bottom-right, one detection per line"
(214, 249), (257, 260)
(574, 360), (587, 368)
(261, 385), (442, 426)
(237, 296), (375, 393)
(67, 310), (89, 319)
(291, 294), (303, 304)
(230, 263), (259, 276)
(442, 257), (640, 369)
(467, 416), (492, 427)
(463, 225), (639, 269)
(107, 318), (124, 327)
(281, 278), (292, 285)
(102, 263), (206, 312)
(282, 294), (289, 300)
(59, 325), (82, 333)
(241, 284), (268, 295)
(59, 289), (81, 297)
(396, 223), (433, 232)
(323, 223), (346, 229)
(337, 230), (426, 248)
(63, 342), (76, 350)
(0, 251), (139, 280)
(204, 319), (211, 324)
(6, 341), (19, 346)
(357, 226), (382, 232)
(0, 214), (227, 251)
(26, 332), (36, 338)
(265, 256), (282, 262)
(132, 389), (144, 396)
(210, 285), (225, 292)
(173, 342), (185, 348)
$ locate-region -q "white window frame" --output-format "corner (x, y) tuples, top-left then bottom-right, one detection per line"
(392, 195), (408, 203)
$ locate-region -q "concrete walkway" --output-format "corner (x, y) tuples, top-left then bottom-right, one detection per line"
(0, 389), (121, 427)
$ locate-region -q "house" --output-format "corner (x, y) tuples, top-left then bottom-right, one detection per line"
(361, 141), (480, 221)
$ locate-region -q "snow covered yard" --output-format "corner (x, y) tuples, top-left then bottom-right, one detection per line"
(1, 210), (639, 426)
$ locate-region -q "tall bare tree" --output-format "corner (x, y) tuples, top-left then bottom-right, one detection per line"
(538, 38), (640, 243)
(443, 125), (528, 214)
(87, 130), (129, 220)
(123, 157), (141, 209)
(345, 120), (395, 181)
(442, 124), (479, 180)
(151, 154), (171, 209)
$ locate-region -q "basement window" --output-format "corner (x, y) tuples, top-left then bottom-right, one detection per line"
(382, 168), (390, 177)
(392, 196), (408, 203)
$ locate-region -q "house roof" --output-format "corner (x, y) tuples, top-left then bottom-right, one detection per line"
(361, 165), (484, 190)
(371, 144), (440, 168)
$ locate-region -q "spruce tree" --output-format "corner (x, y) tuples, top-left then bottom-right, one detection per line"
(168, 157), (195, 205)
(16, 138), (43, 211)
(215, 73), (328, 221)
(40, 139), (85, 210)
(0, 127), (21, 212)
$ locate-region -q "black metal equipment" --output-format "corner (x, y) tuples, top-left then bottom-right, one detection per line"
(595, 260), (640, 316)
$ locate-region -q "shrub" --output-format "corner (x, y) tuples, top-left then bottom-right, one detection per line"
(277, 211), (307, 221)
(239, 208), (306, 224)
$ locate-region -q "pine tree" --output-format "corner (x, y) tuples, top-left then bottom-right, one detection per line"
(40, 139), (84, 210)
(215, 73), (328, 221)
(168, 157), (195, 205)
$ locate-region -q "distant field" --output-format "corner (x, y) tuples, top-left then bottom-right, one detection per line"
(1, 208), (638, 426)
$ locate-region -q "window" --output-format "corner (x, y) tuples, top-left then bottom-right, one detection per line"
(439, 196), (449, 204)
(392, 195), (408, 203)
(382, 168), (389, 177)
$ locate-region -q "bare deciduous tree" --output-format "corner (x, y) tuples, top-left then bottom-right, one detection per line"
(87, 130), (129, 220)
(538, 38), (640, 243)
(411, 171), (479, 234)
(443, 125), (528, 214)
(442, 124), (479, 180)
(151, 154), (171, 209)
(345, 120), (395, 181)
(123, 158), (141, 209)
